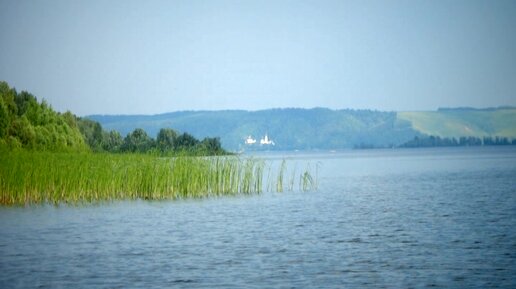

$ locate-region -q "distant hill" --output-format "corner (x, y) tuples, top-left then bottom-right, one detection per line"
(87, 107), (516, 151)
(398, 107), (516, 138)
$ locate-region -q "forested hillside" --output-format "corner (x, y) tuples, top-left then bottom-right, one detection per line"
(4, 80), (513, 152)
(89, 107), (516, 151)
(89, 108), (420, 150)
(0, 82), (88, 152)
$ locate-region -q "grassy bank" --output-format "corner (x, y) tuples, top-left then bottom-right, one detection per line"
(0, 150), (316, 206)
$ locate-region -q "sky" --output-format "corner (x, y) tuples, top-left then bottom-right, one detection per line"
(1, 0), (515, 116)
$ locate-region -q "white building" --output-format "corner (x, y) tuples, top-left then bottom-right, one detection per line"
(245, 134), (275, 146)
(245, 136), (256, 145)
(260, 134), (275, 146)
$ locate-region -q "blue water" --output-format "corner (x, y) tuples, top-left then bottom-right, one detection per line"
(1, 147), (515, 288)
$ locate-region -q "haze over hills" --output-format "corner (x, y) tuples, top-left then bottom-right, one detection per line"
(88, 107), (516, 151)
(398, 107), (516, 138)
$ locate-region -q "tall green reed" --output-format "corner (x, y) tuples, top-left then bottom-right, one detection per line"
(0, 150), (317, 206)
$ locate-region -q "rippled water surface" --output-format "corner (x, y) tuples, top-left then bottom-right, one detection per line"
(1, 147), (515, 288)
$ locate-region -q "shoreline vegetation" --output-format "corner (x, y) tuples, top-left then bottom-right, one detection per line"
(0, 150), (317, 206)
(354, 135), (516, 149)
(0, 81), (226, 155)
(0, 81), (316, 206)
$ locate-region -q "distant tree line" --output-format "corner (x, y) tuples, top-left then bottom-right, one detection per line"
(437, 106), (515, 112)
(399, 135), (516, 148)
(0, 81), (226, 155)
(79, 118), (225, 155)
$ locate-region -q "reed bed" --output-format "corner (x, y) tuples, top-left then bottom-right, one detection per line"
(0, 150), (316, 206)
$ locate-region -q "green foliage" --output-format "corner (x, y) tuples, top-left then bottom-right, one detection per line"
(1, 81), (223, 155)
(156, 128), (178, 151)
(77, 118), (103, 151)
(10, 116), (36, 148)
(103, 130), (123, 152)
(74, 118), (225, 155)
(76, 117), (226, 155)
(175, 132), (199, 150)
(121, 128), (154, 153)
(0, 81), (89, 152)
(400, 135), (515, 148)
(0, 96), (9, 138)
(0, 81), (18, 118)
(198, 137), (224, 155)
(15, 91), (37, 116)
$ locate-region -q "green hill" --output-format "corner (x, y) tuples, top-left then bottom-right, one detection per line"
(88, 107), (516, 151)
(398, 108), (516, 138)
(88, 108), (419, 151)
(8, 78), (511, 152)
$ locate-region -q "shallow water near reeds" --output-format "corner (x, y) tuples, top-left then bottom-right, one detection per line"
(1, 147), (515, 288)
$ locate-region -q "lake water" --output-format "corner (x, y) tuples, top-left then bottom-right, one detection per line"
(1, 147), (515, 288)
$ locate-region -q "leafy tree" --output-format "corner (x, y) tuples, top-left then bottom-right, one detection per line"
(175, 132), (199, 150)
(156, 128), (178, 152)
(103, 130), (123, 152)
(0, 96), (9, 138)
(15, 91), (37, 116)
(121, 128), (155, 152)
(77, 118), (104, 151)
(198, 137), (223, 154)
(0, 81), (17, 118)
(9, 116), (36, 148)
(62, 111), (78, 129)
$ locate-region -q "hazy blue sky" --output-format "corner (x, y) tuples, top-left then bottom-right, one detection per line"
(1, 0), (515, 115)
